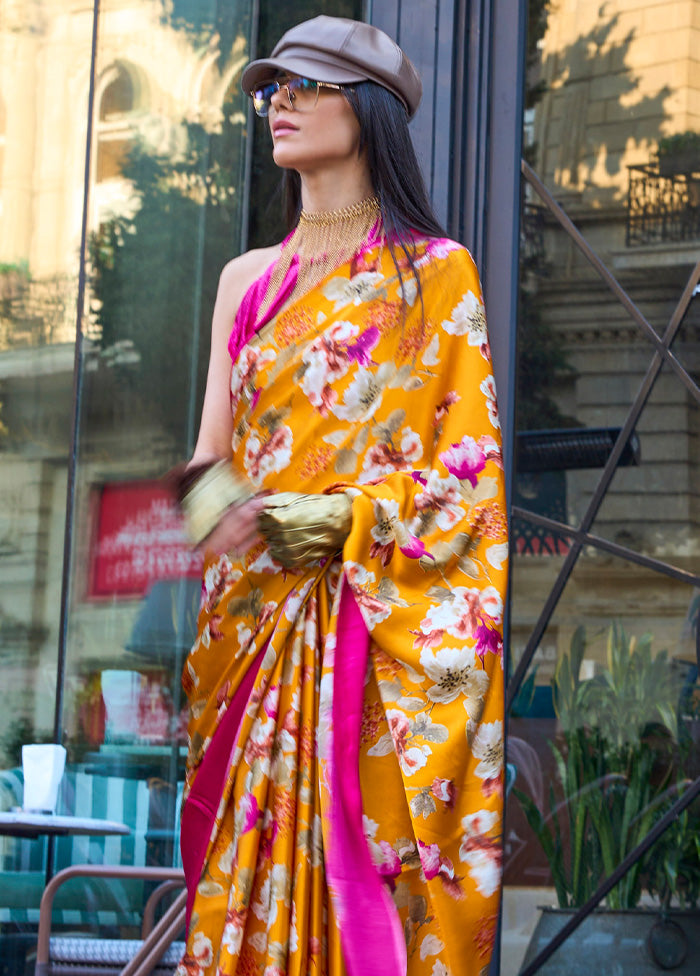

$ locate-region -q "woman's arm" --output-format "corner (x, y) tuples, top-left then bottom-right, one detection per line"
(186, 245), (281, 554)
(191, 246), (279, 467)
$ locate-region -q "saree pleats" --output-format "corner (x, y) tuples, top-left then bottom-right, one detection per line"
(177, 238), (507, 976)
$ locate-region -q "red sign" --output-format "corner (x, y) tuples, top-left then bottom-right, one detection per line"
(89, 481), (202, 597)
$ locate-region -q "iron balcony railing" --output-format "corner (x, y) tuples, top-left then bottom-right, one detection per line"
(627, 162), (700, 246)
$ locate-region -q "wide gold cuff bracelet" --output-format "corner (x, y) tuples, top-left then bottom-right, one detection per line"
(258, 491), (353, 569)
(181, 461), (252, 546)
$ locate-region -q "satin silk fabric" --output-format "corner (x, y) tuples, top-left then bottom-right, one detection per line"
(177, 237), (507, 976)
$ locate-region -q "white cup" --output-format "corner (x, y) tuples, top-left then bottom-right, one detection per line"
(22, 743), (67, 814)
(101, 670), (141, 743)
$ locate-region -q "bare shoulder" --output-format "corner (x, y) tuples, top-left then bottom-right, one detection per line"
(218, 244), (281, 306)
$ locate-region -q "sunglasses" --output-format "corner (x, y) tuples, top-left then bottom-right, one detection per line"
(250, 76), (349, 117)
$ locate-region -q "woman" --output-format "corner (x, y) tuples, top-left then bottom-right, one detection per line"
(175, 16), (507, 976)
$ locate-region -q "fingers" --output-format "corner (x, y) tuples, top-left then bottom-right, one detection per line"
(201, 498), (265, 557)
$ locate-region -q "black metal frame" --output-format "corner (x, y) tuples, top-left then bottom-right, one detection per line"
(47, 3), (699, 973)
(509, 163), (700, 714)
(509, 161), (700, 973)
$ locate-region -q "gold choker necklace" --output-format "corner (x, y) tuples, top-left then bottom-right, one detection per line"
(258, 196), (381, 320)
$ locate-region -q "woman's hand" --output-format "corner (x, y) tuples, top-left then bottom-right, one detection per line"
(202, 496), (267, 558)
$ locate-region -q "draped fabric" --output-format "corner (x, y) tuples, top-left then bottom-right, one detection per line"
(176, 237), (507, 976)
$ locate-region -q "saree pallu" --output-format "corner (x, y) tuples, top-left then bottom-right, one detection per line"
(176, 238), (508, 976)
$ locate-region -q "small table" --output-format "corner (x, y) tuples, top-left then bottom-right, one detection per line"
(0, 811), (130, 840)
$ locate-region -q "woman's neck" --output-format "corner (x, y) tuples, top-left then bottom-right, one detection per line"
(299, 165), (374, 215)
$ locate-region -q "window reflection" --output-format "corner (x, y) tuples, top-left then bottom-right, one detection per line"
(96, 62), (142, 184)
(507, 0), (700, 972)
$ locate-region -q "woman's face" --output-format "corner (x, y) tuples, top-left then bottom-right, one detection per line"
(267, 75), (362, 174)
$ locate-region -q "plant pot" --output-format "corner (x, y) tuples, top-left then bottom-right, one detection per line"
(521, 907), (700, 974)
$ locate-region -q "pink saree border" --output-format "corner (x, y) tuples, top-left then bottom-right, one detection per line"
(326, 578), (407, 976)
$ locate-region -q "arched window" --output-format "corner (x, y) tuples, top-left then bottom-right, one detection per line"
(95, 64), (139, 183)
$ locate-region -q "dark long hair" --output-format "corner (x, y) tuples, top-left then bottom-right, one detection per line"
(282, 81), (447, 298)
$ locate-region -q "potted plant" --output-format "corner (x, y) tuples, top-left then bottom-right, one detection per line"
(514, 623), (700, 973)
(657, 131), (700, 177)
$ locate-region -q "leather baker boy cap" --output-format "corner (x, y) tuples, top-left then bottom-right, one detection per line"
(241, 16), (422, 119)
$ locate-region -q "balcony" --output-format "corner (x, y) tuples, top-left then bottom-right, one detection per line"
(626, 162), (700, 247)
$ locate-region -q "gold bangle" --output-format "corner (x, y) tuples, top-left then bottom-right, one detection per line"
(181, 461), (252, 546)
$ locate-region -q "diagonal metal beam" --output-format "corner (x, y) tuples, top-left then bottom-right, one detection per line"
(511, 506), (700, 589)
(521, 160), (700, 402)
(508, 168), (700, 710)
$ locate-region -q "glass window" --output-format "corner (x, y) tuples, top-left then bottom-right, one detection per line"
(0, 2), (363, 973)
(505, 1), (700, 973)
(61, 0), (257, 902)
(0, 2), (88, 969)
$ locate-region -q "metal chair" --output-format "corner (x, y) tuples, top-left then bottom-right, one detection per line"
(34, 864), (187, 976)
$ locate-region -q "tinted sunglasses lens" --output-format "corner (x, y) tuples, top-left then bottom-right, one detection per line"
(287, 77), (318, 100)
(252, 82), (278, 116)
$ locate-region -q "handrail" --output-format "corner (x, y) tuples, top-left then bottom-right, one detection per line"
(119, 887), (187, 976)
(34, 864), (185, 976)
(141, 879), (186, 938)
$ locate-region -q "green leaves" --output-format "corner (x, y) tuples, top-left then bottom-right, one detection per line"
(514, 622), (693, 909)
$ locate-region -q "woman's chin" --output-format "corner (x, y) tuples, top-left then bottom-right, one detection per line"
(272, 145), (306, 170)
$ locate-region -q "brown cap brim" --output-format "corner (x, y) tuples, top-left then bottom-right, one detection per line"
(241, 55), (367, 93)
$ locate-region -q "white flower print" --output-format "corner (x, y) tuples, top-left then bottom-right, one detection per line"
(236, 621), (253, 655)
(413, 470), (465, 531)
(201, 555), (242, 613)
(441, 290), (487, 346)
(359, 426), (423, 483)
(300, 321), (358, 409)
(289, 902), (299, 953)
(421, 586), (503, 643)
(368, 708), (432, 776)
(420, 645), (490, 707)
(251, 874), (271, 924)
(244, 425), (293, 487)
(344, 562), (392, 628)
(417, 237), (463, 266)
(486, 542), (508, 570)
(370, 498), (400, 544)
(471, 720), (504, 780)
(192, 932), (213, 966)
(420, 934), (445, 960)
(462, 845), (502, 897)
(480, 375), (500, 429)
(374, 499), (401, 537)
(369, 497), (429, 566)
(431, 963), (451, 976)
(222, 918), (244, 955)
(331, 362), (393, 422)
(422, 332), (440, 366)
(479, 585), (504, 625)
(248, 547), (284, 574)
(230, 345), (275, 403)
(363, 814), (379, 841)
(247, 931), (268, 953)
(461, 808), (498, 839)
(402, 276), (418, 306)
(322, 271), (384, 310)
(284, 579), (313, 621)
(459, 808), (502, 896)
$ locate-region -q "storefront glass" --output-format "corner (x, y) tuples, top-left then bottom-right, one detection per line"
(0, 0), (358, 970)
(0, 0), (87, 965)
(504, 1), (700, 973)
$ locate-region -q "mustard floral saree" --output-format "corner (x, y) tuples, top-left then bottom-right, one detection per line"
(176, 237), (507, 976)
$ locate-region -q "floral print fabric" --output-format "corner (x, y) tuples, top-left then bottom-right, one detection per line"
(177, 238), (507, 976)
